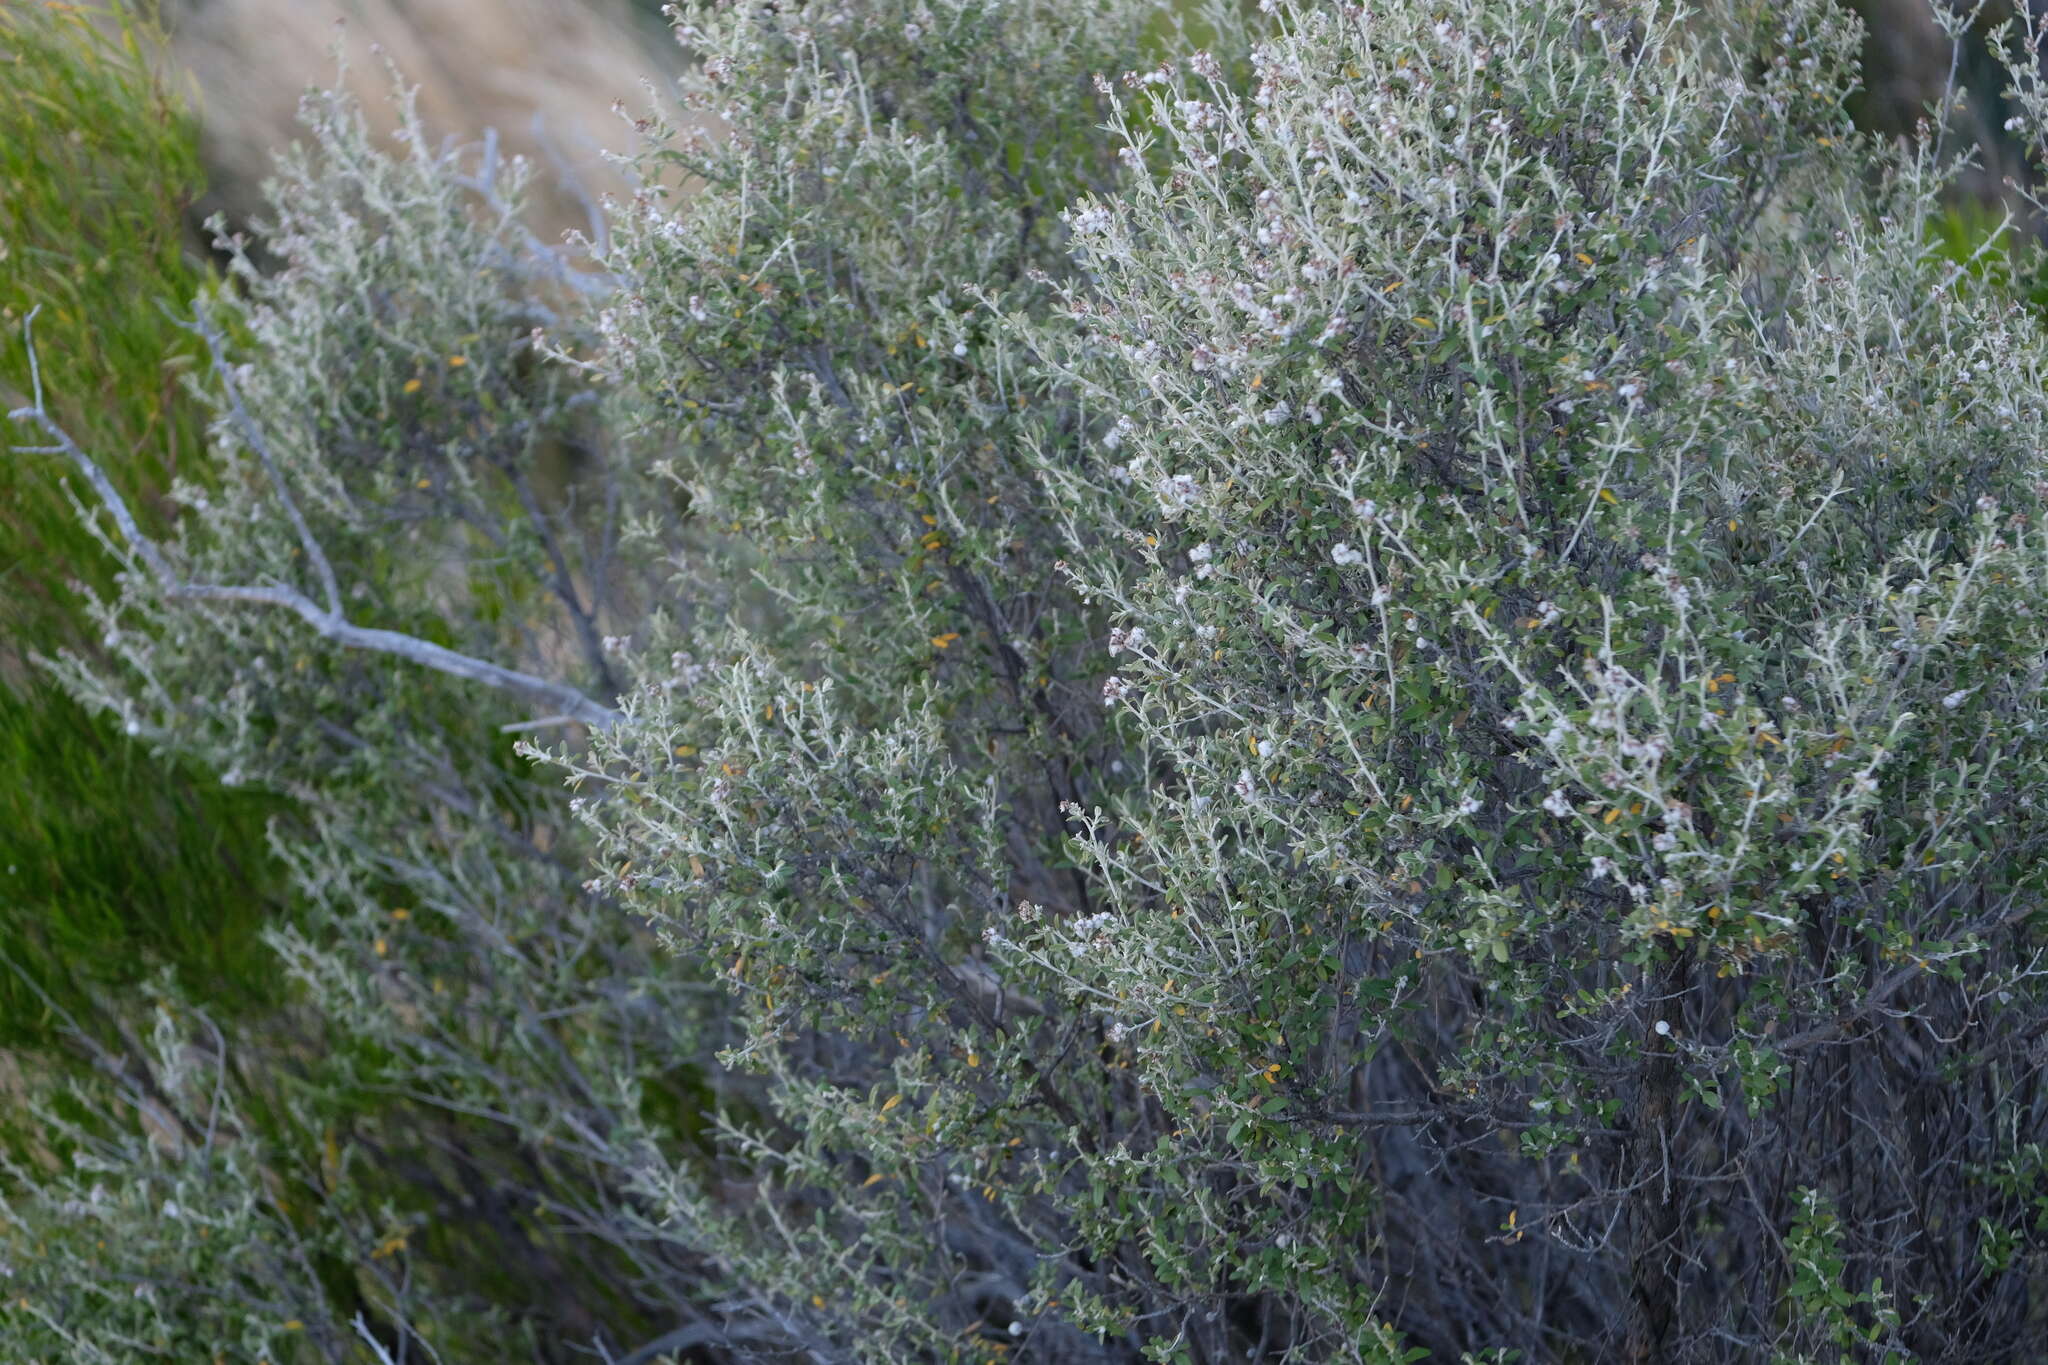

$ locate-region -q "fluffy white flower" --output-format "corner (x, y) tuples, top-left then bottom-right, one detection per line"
(1067, 203), (1113, 236)
(1156, 472), (1202, 512)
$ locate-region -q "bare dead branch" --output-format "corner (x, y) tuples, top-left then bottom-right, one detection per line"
(7, 306), (620, 731)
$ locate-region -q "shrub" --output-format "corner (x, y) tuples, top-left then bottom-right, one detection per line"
(14, 0), (2048, 1361)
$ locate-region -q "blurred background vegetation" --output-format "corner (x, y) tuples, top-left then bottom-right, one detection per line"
(0, 1), (284, 1055)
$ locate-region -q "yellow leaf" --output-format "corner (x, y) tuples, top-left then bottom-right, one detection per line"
(862, 1172), (886, 1188)
(373, 937), (387, 957)
(1574, 252), (1594, 266)
(390, 908), (409, 921)
(402, 378), (422, 395)
(966, 1052), (980, 1067)
(931, 632), (961, 649)
(1597, 487), (1618, 504)
(881, 1093), (903, 1113)
(689, 855), (705, 878)
(446, 355), (467, 367)
(1603, 808), (1621, 825)
(812, 1295), (826, 1309)
(673, 745), (697, 757)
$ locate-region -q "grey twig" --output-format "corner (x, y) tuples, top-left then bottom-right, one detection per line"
(7, 307), (620, 731)
(454, 124), (617, 298)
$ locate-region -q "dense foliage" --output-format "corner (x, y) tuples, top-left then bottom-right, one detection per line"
(10, 1), (2048, 1362)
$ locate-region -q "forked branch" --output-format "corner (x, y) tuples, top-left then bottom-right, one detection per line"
(6, 307), (620, 731)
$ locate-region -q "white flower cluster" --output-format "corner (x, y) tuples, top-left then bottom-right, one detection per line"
(1066, 911), (1118, 958)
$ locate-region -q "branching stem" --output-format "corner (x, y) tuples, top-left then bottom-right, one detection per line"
(7, 306), (620, 731)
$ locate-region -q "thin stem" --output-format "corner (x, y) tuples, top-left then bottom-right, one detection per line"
(168, 300), (344, 617)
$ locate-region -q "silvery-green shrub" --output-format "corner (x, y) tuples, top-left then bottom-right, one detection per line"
(15, 0), (2048, 1360)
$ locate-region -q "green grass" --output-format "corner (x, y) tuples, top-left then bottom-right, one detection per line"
(0, 1), (285, 1047)
(1, 2), (210, 616)
(0, 681), (282, 1046)
(1925, 197), (2048, 317)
